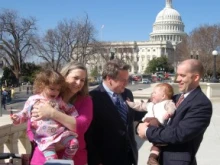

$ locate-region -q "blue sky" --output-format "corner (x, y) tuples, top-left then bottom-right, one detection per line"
(1, 0), (220, 42)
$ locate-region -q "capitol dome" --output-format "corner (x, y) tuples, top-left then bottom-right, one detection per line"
(156, 7), (181, 22)
(150, 0), (186, 44)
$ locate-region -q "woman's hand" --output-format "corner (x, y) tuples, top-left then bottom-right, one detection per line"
(32, 100), (76, 131)
(31, 101), (55, 120)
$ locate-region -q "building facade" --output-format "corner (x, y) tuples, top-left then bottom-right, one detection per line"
(90, 0), (186, 74)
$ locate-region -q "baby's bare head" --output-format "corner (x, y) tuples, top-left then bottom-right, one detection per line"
(155, 83), (174, 100)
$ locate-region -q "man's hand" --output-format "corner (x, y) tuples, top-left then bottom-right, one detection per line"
(137, 122), (149, 139)
(143, 117), (161, 127)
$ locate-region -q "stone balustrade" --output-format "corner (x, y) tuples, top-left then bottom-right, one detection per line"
(133, 82), (220, 101)
(170, 82), (220, 100)
(0, 122), (31, 164)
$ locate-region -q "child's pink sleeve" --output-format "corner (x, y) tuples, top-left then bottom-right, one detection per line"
(15, 98), (32, 124)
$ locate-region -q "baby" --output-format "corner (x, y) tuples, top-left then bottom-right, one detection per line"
(127, 83), (176, 165)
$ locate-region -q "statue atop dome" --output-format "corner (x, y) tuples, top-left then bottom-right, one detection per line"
(166, 0), (172, 8)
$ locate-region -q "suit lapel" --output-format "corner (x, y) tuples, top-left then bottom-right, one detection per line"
(169, 86), (201, 125)
(175, 86), (202, 115)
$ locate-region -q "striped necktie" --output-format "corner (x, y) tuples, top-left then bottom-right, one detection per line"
(167, 94), (184, 125)
(176, 94), (184, 108)
(114, 94), (128, 124)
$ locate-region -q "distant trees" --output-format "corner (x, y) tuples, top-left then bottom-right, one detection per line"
(1, 67), (17, 86)
(2, 62), (41, 86)
(0, 10), (101, 84)
(33, 14), (99, 71)
(171, 24), (220, 78)
(1, 9), (220, 82)
(144, 56), (174, 74)
(90, 66), (99, 77)
(176, 24), (220, 77)
(188, 24), (220, 77)
(175, 35), (190, 62)
(33, 19), (77, 71)
(19, 62), (42, 83)
(0, 9), (37, 79)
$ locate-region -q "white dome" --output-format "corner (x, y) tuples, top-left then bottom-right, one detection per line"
(156, 8), (182, 22)
(150, 0), (185, 44)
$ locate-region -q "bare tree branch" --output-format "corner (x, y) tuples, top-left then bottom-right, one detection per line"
(0, 9), (37, 79)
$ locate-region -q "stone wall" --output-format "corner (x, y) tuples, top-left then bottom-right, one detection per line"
(0, 123), (31, 164)
(170, 82), (220, 99)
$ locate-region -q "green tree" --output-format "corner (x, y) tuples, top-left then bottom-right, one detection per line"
(90, 66), (99, 78)
(144, 56), (174, 73)
(2, 62), (42, 86)
(21, 62), (42, 83)
(0, 9), (37, 79)
(1, 67), (18, 86)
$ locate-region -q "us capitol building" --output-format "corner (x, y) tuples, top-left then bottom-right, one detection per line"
(91, 0), (186, 74)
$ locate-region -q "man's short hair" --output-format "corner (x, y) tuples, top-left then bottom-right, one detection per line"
(102, 59), (130, 80)
(178, 59), (204, 78)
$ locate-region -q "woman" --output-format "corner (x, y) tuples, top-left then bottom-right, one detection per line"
(30, 62), (93, 165)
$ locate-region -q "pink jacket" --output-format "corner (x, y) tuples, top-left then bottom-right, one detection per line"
(30, 95), (93, 165)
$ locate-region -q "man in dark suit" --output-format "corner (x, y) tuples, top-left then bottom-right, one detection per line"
(86, 59), (139, 165)
(137, 59), (212, 165)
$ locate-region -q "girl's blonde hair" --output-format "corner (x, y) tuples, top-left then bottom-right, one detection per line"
(33, 70), (66, 95)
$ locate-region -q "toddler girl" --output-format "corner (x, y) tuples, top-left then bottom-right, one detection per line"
(11, 70), (78, 160)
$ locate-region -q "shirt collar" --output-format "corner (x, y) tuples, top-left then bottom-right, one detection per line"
(102, 82), (114, 97)
(182, 88), (196, 98)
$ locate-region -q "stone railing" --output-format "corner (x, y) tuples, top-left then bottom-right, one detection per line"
(170, 82), (220, 100)
(132, 82), (220, 101)
(0, 122), (31, 164)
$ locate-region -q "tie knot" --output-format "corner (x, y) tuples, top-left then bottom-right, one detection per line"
(113, 93), (128, 124)
(113, 93), (120, 103)
(176, 94), (184, 107)
(179, 94), (184, 99)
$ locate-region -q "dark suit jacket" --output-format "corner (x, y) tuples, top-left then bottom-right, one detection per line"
(146, 86), (212, 165)
(85, 84), (138, 165)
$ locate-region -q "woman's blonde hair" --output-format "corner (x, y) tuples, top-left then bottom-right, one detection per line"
(33, 70), (66, 95)
(60, 61), (89, 97)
